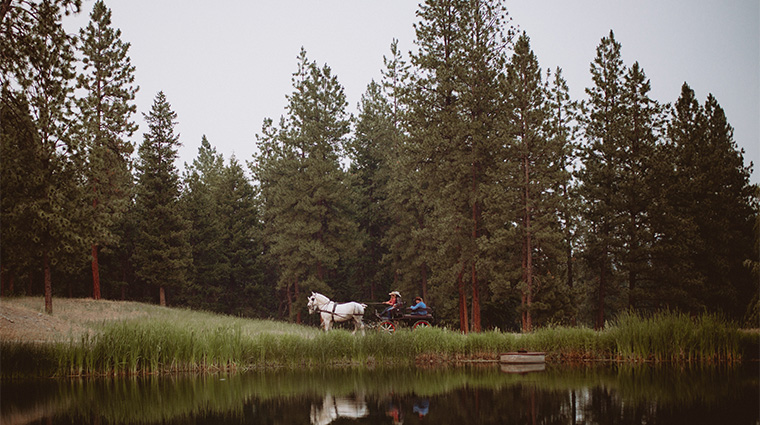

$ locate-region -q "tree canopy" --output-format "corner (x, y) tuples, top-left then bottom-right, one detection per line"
(1, 0), (756, 329)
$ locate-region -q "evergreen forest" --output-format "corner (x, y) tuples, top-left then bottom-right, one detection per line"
(2, 0), (757, 332)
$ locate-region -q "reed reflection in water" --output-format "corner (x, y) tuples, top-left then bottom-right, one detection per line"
(1, 363), (757, 425)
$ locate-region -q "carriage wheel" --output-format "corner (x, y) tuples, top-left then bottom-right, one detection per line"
(412, 320), (431, 330)
(378, 321), (396, 333)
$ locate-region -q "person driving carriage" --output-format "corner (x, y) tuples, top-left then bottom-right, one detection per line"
(380, 291), (402, 319)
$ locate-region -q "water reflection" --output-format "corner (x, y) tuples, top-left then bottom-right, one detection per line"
(311, 394), (368, 425)
(1, 363), (757, 425)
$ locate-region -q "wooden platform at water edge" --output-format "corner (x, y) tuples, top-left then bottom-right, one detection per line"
(499, 351), (546, 364)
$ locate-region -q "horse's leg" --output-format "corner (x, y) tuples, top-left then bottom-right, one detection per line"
(325, 316), (332, 331)
(352, 315), (364, 335)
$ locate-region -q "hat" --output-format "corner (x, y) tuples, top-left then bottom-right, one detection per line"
(389, 291), (401, 297)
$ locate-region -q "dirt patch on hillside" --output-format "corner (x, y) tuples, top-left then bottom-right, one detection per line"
(0, 303), (84, 343)
(0, 297), (151, 343)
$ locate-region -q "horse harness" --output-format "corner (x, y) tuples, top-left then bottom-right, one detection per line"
(315, 301), (359, 320)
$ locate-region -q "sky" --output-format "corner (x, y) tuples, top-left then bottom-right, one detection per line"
(64, 0), (759, 183)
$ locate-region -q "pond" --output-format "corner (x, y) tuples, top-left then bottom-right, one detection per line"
(2, 362), (757, 425)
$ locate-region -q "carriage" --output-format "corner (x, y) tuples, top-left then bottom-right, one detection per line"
(306, 292), (434, 334)
(363, 301), (434, 333)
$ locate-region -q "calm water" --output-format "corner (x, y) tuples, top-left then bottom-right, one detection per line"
(1, 363), (757, 425)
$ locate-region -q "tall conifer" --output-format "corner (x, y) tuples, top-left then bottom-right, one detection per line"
(579, 30), (627, 328)
(181, 136), (226, 309)
(133, 91), (190, 306)
(76, 0), (138, 300)
(253, 49), (357, 321)
(662, 84), (757, 317)
(503, 34), (569, 331)
(1, 0), (85, 313)
(616, 62), (662, 309)
(545, 67), (581, 324)
(407, 0), (511, 332)
(348, 80), (395, 300)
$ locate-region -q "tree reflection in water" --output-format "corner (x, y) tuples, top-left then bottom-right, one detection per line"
(0, 363), (757, 424)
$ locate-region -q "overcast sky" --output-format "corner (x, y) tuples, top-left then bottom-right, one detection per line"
(64, 0), (759, 183)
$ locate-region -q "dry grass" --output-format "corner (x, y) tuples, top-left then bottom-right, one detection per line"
(0, 297), (157, 343)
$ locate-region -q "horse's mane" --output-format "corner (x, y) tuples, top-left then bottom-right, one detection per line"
(312, 292), (329, 304)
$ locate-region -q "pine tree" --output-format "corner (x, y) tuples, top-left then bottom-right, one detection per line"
(181, 136), (226, 309)
(133, 91), (190, 306)
(616, 62), (663, 309)
(0, 92), (40, 295)
(348, 80), (395, 300)
(650, 83), (705, 309)
(545, 67), (581, 324)
(579, 30), (627, 329)
(1, 0), (86, 313)
(378, 38), (435, 304)
(406, 0), (511, 333)
(183, 137), (264, 315)
(661, 84), (757, 317)
(253, 48), (357, 321)
(215, 156), (263, 315)
(503, 34), (569, 331)
(698, 95), (756, 317)
(76, 0), (138, 300)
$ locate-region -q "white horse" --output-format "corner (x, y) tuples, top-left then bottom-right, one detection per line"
(307, 292), (366, 334)
(310, 393), (368, 425)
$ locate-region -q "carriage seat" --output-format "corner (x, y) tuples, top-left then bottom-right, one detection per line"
(404, 306), (433, 320)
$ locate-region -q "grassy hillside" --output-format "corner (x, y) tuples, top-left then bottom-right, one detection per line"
(1, 297), (755, 378)
(0, 297), (317, 343)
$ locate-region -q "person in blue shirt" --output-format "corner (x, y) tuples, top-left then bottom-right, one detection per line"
(410, 297), (427, 315)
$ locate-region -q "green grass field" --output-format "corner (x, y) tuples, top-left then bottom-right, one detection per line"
(1, 298), (755, 378)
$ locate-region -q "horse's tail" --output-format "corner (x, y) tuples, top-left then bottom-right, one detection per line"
(357, 303), (367, 315)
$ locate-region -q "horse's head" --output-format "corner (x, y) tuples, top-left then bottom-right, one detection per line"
(307, 292), (329, 314)
(307, 293), (317, 314)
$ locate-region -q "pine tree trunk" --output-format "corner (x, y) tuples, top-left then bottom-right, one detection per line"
(471, 261), (480, 332)
(91, 192), (101, 300)
(629, 270), (636, 309)
(92, 244), (101, 299)
(295, 278), (301, 324)
(522, 155), (533, 332)
(286, 284), (293, 319)
(567, 243), (576, 326)
(43, 251), (52, 314)
(159, 286), (166, 306)
(420, 263), (428, 302)
(457, 262), (469, 334)
(121, 261), (128, 300)
(596, 258), (606, 329)
(471, 164), (481, 332)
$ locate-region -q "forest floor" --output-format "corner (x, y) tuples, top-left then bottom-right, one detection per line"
(0, 297), (153, 343)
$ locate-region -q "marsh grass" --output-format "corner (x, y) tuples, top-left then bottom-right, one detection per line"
(0, 303), (752, 378)
(607, 310), (744, 362)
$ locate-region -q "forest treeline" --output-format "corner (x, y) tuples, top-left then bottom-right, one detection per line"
(1, 0), (757, 332)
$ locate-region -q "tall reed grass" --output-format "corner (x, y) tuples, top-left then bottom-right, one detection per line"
(606, 310), (744, 362)
(1, 308), (752, 378)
